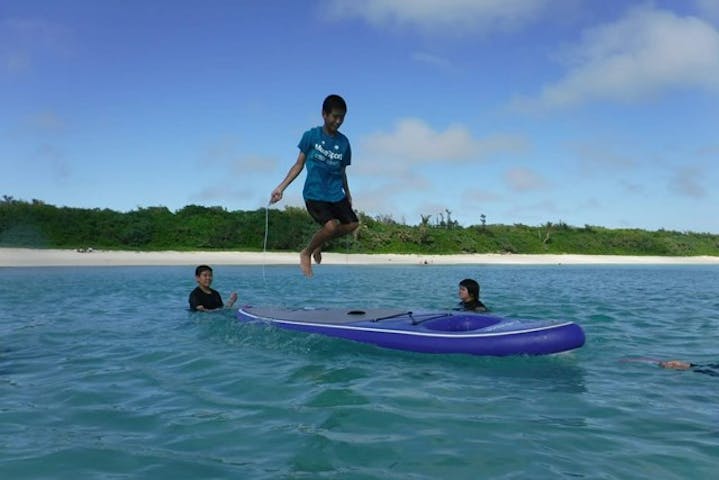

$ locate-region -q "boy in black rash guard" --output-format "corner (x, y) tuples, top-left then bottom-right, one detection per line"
(188, 265), (238, 311)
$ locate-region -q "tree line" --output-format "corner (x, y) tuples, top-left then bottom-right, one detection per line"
(1, 197), (718, 256)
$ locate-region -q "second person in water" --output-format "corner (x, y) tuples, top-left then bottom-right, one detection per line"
(458, 278), (488, 312)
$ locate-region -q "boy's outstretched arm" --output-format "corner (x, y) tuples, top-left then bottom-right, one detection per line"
(271, 152), (306, 204)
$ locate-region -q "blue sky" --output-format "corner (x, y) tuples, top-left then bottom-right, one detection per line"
(2, 0), (718, 233)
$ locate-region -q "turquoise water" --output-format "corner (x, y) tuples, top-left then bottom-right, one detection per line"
(1, 264), (718, 479)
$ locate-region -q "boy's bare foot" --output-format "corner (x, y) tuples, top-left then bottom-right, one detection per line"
(300, 250), (313, 277)
(312, 248), (322, 264)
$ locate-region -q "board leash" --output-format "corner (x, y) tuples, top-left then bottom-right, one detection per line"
(345, 231), (350, 265)
(262, 202), (270, 284)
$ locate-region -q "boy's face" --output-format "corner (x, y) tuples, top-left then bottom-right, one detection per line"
(458, 286), (472, 302)
(322, 108), (345, 134)
(196, 270), (213, 289)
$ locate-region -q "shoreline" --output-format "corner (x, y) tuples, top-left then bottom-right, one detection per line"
(1, 248), (718, 267)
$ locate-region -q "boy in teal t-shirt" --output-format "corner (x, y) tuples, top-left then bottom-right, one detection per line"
(271, 94), (359, 277)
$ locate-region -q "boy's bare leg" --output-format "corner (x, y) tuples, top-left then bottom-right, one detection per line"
(300, 221), (337, 277)
(300, 221), (358, 277)
(299, 250), (313, 277)
(336, 222), (359, 236)
(311, 222), (357, 264)
(312, 247), (322, 264)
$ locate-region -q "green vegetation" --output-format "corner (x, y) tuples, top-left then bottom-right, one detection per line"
(1, 197), (718, 256)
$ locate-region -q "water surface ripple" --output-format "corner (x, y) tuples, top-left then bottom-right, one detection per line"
(1, 265), (718, 479)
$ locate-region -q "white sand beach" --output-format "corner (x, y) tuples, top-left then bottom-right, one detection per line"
(1, 248), (718, 267)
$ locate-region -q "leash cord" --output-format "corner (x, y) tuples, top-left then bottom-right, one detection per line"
(262, 203), (270, 283)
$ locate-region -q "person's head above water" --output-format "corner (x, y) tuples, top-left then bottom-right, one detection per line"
(459, 278), (480, 302)
(195, 264), (212, 277)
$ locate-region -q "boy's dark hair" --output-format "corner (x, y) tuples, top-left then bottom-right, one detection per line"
(459, 278), (480, 301)
(195, 265), (213, 276)
(322, 94), (347, 114)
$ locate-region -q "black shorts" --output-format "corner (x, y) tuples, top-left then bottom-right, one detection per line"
(305, 197), (358, 226)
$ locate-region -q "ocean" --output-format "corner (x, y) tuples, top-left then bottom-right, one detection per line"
(1, 264), (718, 479)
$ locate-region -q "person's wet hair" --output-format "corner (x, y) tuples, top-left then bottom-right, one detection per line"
(195, 265), (213, 276)
(459, 278), (480, 301)
(322, 94), (347, 114)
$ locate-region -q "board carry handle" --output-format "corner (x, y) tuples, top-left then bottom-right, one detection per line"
(371, 311), (414, 322)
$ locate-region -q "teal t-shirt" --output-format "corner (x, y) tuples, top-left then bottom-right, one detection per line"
(298, 126), (352, 202)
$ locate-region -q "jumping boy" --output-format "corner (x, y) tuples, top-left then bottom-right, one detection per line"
(270, 94), (359, 277)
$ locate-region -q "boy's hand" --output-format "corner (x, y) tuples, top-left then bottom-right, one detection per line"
(227, 292), (238, 307)
(270, 188), (283, 204)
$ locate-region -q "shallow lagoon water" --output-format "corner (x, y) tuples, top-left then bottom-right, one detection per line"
(1, 264), (718, 479)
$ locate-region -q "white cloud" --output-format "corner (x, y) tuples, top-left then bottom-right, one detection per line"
(231, 155), (278, 176)
(364, 118), (476, 162)
(512, 6), (719, 110)
(193, 137), (279, 208)
(354, 173), (431, 215)
(201, 136), (278, 174)
(411, 51), (454, 70)
(569, 142), (637, 171)
(669, 166), (706, 198)
(358, 118), (527, 175)
(504, 167), (547, 192)
(461, 188), (502, 204)
(324, 0), (550, 33)
(502, 199), (560, 223)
